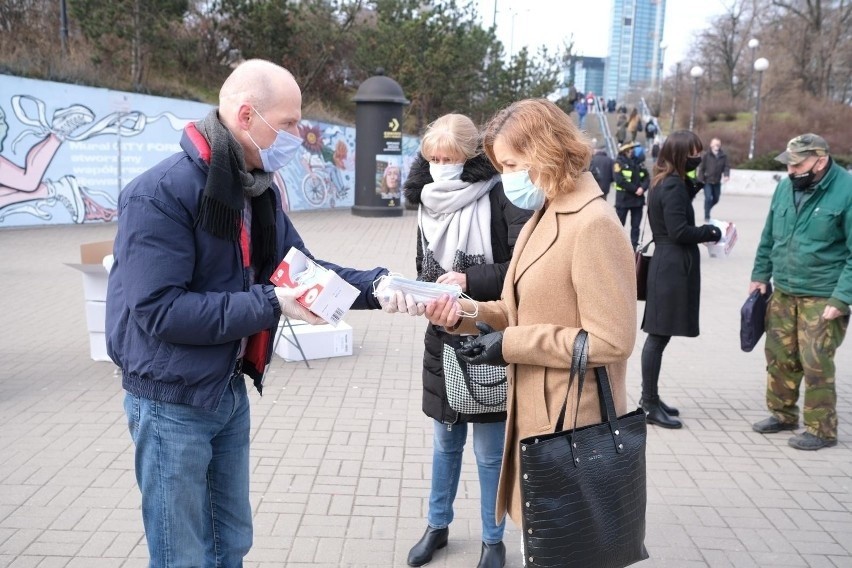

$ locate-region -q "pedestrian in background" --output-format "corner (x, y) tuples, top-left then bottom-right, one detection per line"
(423, 98), (636, 565)
(626, 108), (642, 142)
(750, 133), (852, 450)
(575, 97), (588, 129)
(105, 59), (397, 566)
(614, 141), (650, 250)
(698, 137), (730, 222)
(401, 113), (532, 568)
(640, 130), (722, 429)
(590, 145), (615, 199)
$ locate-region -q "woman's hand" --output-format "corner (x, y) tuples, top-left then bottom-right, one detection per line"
(436, 271), (468, 292)
(425, 294), (462, 328)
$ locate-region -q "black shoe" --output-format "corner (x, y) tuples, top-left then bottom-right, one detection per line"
(788, 432), (837, 451)
(643, 402), (683, 429)
(477, 541), (506, 568)
(407, 526), (448, 567)
(641, 397), (680, 416)
(752, 416), (798, 434)
(659, 398), (680, 416)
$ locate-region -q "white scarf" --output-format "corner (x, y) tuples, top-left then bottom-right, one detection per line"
(418, 177), (497, 278)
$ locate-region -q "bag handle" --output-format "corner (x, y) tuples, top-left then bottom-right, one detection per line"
(554, 331), (626, 463)
(554, 331), (588, 433)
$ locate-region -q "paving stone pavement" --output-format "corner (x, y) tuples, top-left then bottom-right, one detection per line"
(1, 193), (850, 568)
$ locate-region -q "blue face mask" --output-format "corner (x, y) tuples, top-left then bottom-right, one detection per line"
(501, 170), (546, 211)
(247, 107), (303, 172)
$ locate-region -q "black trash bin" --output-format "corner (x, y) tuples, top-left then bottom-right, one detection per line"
(351, 71), (409, 217)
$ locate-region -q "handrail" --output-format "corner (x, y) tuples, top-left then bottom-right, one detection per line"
(592, 97), (618, 159)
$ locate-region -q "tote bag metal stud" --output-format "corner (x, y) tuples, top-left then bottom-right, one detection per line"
(519, 331), (649, 568)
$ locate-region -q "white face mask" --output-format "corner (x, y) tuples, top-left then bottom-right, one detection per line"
(429, 162), (465, 182)
(501, 170), (546, 211)
(247, 107), (302, 172)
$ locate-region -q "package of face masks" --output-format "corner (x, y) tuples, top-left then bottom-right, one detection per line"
(373, 275), (462, 305)
(270, 248), (359, 326)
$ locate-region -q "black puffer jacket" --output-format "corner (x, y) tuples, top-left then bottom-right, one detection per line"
(404, 152), (532, 424)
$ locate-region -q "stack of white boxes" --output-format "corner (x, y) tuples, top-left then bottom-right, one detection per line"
(67, 241), (113, 361)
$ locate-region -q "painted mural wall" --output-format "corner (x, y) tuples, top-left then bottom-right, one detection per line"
(0, 75), (420, 228)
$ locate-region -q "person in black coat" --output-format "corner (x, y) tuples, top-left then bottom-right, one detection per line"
(590, 146), (615, 199)
(697, 137), (730, 222)
(614, 141), (650, 249)
(402, 113), (532, 568)
(641, 130), (722, 428)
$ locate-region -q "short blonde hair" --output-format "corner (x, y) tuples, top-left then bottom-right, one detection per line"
(420, 114), (479, 161)
(483, 99), (592, 198)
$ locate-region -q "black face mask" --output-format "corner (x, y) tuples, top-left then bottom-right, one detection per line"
(685, 156), (702, 172)
(789, 164), (818, 190)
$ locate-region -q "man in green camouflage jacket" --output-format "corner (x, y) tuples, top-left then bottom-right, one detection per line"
(750, 133), (852, 450)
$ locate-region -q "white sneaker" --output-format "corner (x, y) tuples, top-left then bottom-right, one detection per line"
(46, 176), (86, 223)
(51, 105), (96, 140)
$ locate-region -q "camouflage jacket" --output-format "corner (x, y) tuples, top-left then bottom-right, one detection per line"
(752, 160), (852, 312)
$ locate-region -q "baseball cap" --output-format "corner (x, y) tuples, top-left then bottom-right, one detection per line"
(774, 133), (829, 165)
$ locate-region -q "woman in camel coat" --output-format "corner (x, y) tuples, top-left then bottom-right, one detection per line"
(425, 98), (637, 530)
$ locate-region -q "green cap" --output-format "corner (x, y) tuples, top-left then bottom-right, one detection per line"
(775, 133), (829, 165)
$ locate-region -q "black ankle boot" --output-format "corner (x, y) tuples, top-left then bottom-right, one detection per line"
(643, 400), (682, 429)
(658, 398), (679, 416)
(477, 541), (506, 568)
(407, 526), (448, 567)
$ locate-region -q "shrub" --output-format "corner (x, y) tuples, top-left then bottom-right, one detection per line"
(737, 152), (787, 171)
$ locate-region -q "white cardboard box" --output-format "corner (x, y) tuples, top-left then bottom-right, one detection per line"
(85, 300), (106, 333)
(67, 241), (113, 360)
(270, 248), (359, 326)
(706, 220), (738, 257)
(89, 332), (110, 362)
(274, 321), (353, 361)
(66, 241), (112, 301)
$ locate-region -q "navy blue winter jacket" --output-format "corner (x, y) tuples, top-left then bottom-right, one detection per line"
(106, 125), (386, 410)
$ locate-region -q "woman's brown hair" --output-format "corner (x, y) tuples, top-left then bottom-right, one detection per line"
(651, 130), (703, 189)
(482, 99), (592, 199)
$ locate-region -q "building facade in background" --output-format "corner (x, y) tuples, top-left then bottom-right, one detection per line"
(604, 0), (666, 103)
(575, 57), (606, 99)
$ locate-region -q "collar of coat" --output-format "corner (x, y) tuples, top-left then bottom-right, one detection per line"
(512, 172), (603, 283)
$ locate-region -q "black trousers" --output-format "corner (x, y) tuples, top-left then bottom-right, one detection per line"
(641, 333), (671, 401)
(616, 206), (643, 249)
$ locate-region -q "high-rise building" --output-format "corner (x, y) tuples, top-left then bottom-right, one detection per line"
(604, 0), (666, 103)
(575, 57), (606, 99)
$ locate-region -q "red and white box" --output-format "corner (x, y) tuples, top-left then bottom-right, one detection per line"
(270, 248), (359, 326)
(706, 220), (738, 257)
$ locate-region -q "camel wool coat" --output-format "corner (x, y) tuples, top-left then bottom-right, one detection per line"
(453, 172), (637, 525)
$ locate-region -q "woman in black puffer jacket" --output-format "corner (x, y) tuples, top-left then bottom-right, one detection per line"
(402, 114), (531, 568)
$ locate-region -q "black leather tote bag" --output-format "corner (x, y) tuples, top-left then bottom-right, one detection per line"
(519, 331), (649, 568)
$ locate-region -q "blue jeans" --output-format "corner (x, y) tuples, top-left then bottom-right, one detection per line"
(704, 182), (721, 220)
(427, 420), (506, 544)
(124, 376), (252, 568)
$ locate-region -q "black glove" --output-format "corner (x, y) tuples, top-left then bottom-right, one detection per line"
(455, 322), (507, 367)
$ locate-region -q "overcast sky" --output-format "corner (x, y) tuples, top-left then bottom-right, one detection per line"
(475, 0), (730, 75)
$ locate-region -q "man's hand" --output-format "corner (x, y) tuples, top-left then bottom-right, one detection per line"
(379, 289), (426, 316)
(748, 281), (768, 295)
(456, 322), (507, 367)
(823, 305), (845, 321)
(425, 294), (461, 329)
(436, 271), (468, 292)
(635, 187), (645, 196)
(274, 285), (324, 324)
(722, 175), (730, 184)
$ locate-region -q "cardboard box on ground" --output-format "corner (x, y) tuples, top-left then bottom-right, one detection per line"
(66, 241), (113, 361)
(274, 318), (353, 361)
(66, 241), (356, 363)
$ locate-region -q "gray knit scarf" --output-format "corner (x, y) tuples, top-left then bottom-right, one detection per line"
(194, 109), (277, 271)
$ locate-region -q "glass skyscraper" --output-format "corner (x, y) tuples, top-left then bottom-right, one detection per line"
(604, 0), (666, 103)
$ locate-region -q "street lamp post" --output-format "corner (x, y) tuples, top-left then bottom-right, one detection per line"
(747, 38), (759, 104)
(669, 62), (680, 133)
(657, 42), (667, 116)
(748, 57), (770, 160)
(689, 65), (704, 131)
